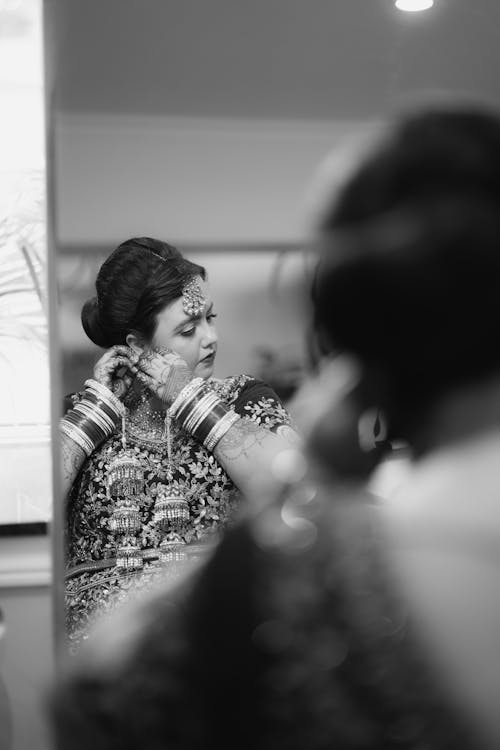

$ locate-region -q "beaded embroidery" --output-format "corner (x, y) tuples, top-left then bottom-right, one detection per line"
(65, 375), (294, 650)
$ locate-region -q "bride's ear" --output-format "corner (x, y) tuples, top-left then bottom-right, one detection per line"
(126, 332), (144, 355)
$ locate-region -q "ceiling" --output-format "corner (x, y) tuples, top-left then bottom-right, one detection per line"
(50, 0), (500, 120)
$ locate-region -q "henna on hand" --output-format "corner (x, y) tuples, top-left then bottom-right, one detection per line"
(136, 347), (191, 405)
(93, 345), (139, 397)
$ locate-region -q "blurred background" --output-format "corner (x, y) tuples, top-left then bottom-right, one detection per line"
(52, 0), (500, 399)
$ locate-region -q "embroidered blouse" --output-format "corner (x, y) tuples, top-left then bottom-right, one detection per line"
(65, 375), (293, 651)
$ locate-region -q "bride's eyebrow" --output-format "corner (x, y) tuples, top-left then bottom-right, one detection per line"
(172, 303), (214, 334)
(173, 316), (196, 334)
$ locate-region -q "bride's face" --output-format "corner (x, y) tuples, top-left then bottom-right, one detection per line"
(151, 278), (218, 378)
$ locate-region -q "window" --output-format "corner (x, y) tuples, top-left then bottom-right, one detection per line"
(0, 0), (51, 526)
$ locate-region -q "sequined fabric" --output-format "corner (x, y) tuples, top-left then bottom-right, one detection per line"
(65, 375), (293, 651)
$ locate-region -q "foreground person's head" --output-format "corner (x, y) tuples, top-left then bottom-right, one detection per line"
(311, 107), (500, 451)
(82, 237), (218, 378)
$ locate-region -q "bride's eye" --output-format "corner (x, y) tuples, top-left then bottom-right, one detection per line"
(180, 328), (195, 338)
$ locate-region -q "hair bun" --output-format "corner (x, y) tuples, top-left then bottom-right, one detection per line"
(81, 296), (112, 348)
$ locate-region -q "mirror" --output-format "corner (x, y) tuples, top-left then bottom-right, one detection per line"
(48, 0), (500, 654)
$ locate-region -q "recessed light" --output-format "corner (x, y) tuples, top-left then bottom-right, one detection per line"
(395, 0), (434, 11)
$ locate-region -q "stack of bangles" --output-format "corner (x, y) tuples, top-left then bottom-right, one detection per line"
(169, 377), (240, 451)
(60, 379), (125, 457)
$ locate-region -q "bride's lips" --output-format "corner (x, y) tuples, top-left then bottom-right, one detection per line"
(200, 351), (216, 364)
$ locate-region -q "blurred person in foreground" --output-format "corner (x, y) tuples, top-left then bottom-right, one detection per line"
(50, 107), (500, 750)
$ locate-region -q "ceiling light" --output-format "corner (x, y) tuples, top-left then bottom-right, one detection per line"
(395, 0), (434, 11)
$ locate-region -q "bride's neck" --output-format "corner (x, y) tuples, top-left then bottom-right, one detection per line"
(126, 381), (166, 416)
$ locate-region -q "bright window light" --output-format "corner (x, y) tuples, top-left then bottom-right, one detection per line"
(395, 0), (434, 11)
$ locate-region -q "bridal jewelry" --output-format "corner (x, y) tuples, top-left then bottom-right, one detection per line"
(107, 388), (190, 569)
(108, 412), (144, 571)
(153, 411), (190, 533)
(182, 277), (206, 317)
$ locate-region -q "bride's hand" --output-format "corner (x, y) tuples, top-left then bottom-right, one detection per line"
(135, 347), (192, 405)
(93, 345), (139, 400)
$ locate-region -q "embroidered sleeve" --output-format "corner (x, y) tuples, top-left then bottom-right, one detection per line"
(232, 379), (296, 433)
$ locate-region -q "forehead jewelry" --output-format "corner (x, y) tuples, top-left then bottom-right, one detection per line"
(182, 277), (206, 317)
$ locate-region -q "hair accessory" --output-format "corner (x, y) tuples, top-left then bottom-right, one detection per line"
(182, 277), (206, 317)
(149, 250), (167, 263)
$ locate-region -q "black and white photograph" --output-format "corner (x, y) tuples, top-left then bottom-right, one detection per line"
(1, 2), (500, 748)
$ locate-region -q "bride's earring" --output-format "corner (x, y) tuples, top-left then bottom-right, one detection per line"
(107, 411), (144, 571)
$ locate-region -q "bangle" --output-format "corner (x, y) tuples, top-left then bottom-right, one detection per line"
(183, 392), (220, 434)
(84, 379), (125, 418)
(60, 419), (95, 457)
(204, 411), (240, 451)
(73, 402), (116, 434)
(60, 380), (124, 457)
(170, 379), (241, 452)
(169, 378), (205, 420)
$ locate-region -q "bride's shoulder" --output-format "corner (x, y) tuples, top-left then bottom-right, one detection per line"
(208, 374), (255, 401)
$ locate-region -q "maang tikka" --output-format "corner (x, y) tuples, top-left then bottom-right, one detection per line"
(148, 251), (206, 319)
(182, 277), (205, 317)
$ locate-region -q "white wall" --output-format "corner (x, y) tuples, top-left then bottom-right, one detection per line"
(54, 113), (377, 245)
(0, 535), (53, 750)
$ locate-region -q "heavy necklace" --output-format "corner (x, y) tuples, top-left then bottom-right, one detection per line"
(106, 394), (190, 571)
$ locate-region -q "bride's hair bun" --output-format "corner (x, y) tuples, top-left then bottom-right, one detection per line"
(81, 237), (206, 348)
(81, 296), (111, 348)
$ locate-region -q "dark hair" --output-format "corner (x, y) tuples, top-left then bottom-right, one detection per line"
(81, 237), (206, 348)
(312, 108), (500, 436)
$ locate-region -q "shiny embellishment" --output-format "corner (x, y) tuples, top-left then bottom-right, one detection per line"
(107, 450), (145, 497)
(66, 374), (294, 650)
(116, 535), (144, 571)
(109, 497), (142, 534)
(158, 539), (187, 566)
(152, 412), (190, 531)
(182, 277), (206, 317)
(153, 483), (190, 530)
(107, 419), (145, 571)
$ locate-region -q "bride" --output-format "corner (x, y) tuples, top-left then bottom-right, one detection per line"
(61, 236), (299, 651)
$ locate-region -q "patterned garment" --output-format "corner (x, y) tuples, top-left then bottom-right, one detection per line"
(55, 484), (482, 749)
(65, 375), (293, 651)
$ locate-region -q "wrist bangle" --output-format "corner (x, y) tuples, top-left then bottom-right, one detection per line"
(204, 411), (240, 451)
(61, 380), (123, 458)
(60, 418), (94, 457)
(84, 379), (125, 418)
(169, 377), (205, 420)
(170, 379), (241, 452)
